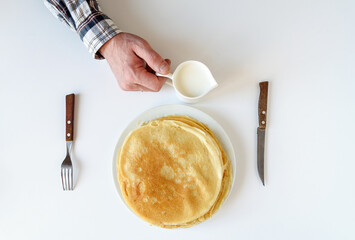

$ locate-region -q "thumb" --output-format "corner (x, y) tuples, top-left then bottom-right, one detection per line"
(133, 40), (170, 74)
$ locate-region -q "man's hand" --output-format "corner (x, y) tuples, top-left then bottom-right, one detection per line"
(99, 33), (171, 91)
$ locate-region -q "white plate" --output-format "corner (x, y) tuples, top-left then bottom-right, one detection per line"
(112, 104), (236, 219)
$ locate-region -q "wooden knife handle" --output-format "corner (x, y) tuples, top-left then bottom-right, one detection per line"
(66, 94), (75, 141)
(258, 81), (269, 129)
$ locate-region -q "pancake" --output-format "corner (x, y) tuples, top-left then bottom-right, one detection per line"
(117, 115), (232, 228)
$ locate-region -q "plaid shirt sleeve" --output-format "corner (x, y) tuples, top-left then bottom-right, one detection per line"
(44, 0), (122, 59)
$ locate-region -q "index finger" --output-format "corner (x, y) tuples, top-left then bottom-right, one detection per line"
(134, 67), (167, 92)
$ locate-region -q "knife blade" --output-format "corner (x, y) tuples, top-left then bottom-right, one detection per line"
(257, 81), (269, 186)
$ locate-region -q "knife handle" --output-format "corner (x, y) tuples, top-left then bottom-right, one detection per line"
(258, 81), (269, 129)
(66, 94), (75, 141)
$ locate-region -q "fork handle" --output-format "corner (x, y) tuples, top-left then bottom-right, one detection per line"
(66, 94), (75, 141)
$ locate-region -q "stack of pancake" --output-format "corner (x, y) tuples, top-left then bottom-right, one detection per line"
(117, 115), (232, 228)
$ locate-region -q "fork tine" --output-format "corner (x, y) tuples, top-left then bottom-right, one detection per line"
(70, 168), (74, 190)
(65, 168), (69, 191)
(64, 168), (67, 191)
(68, 168), (72, 190)
(61, 166), (74, 191)
(61, 168), (65, 191)
(66, 168), (70, 191)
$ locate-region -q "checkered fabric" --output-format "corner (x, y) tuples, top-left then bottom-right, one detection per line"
(44, 0), (121, 59)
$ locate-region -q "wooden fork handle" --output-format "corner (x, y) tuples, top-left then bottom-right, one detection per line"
(66, 94), (75, 141)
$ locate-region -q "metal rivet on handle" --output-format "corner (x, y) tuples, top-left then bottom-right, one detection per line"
(67, 120), (71, 124)
(67, 133), (71, 137)
(262, 121), (265, 124)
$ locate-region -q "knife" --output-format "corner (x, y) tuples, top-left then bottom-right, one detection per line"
(257, 81), (269, 186)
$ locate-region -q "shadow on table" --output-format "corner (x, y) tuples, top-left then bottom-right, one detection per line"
(72, 93), (82, 189)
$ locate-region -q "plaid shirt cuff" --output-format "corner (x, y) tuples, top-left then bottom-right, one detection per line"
(44, 0), (121, 59)
(79, 14), (121, 59)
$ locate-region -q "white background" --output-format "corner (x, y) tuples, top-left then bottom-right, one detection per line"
(1, 0), (354, 239)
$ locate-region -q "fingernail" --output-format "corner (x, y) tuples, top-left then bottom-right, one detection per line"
(159, 62), (169, 73)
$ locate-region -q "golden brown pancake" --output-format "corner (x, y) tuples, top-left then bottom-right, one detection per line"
(117, 115), (232, 228)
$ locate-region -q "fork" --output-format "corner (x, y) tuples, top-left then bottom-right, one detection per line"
(61, 93), (75, 191)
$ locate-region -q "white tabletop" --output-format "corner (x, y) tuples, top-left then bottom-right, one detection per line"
(1, 0), (354, 239)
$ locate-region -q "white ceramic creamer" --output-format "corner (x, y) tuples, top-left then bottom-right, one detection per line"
(157, 60), (218, 103)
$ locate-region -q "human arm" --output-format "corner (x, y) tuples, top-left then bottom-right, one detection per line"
(44, 0), (170, 91)
(44, 0), (120, 59)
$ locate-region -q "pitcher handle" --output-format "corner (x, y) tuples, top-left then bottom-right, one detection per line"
(156, 73), (173, 87)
